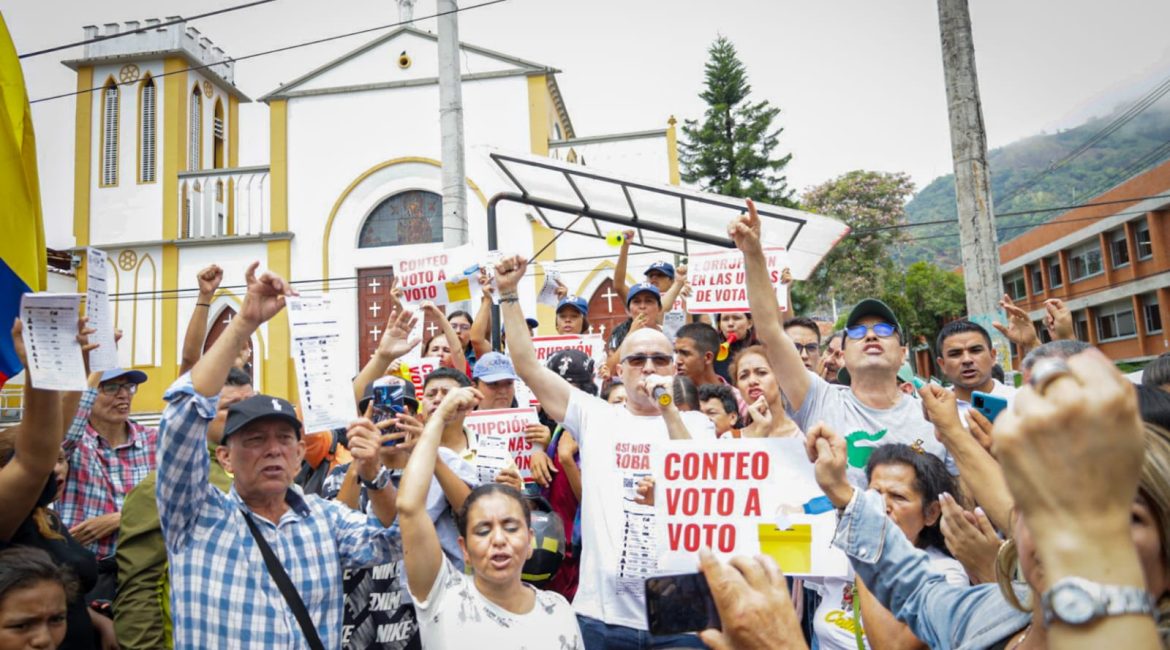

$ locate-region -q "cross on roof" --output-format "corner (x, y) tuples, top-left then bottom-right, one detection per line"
(221, 312), (233, 327)
(369, 325), (382, 341)
(368, 277), (382, 292)
(425, 321), (440, 338)
(601, 287), (619, 313)
(368, 302), (381, 318)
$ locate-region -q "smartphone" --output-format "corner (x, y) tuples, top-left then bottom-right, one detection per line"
(372, 379), (406, 445)
(644, 572), (721, 636)
(971, 391), (1009, 423)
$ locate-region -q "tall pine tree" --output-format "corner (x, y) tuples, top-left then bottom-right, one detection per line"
(680, 36), (795, 206)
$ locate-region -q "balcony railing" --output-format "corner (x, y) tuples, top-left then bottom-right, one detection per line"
(177, 165), (269, 239)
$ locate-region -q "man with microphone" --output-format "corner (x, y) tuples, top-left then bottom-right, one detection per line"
(493, 256), (715, 649)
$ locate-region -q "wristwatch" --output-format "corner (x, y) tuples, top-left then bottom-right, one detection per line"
(1041, 576), (1156, 626)
(358, 467), (391, 492)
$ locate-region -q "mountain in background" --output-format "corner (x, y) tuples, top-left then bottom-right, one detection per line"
(901, 102), (1170, 267)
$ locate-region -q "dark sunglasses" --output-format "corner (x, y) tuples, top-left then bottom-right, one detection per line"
(621, 353), (673, 368)
(845, 322), (897, 340)
(794, 343), (819, 355)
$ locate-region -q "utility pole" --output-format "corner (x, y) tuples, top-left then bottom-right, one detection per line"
(937, 0), (1000, 318)
(437, 0), (468, 248)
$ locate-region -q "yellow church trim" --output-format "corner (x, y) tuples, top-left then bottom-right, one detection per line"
(269, 99), (288, 231)
(526, 74), (550, 156)
(227, 96), (240, 234)
(319, 157), (489, 290)
(265, 239), (294, 402)
(666, 115), (681, 186)
(73, 66), (93, 247)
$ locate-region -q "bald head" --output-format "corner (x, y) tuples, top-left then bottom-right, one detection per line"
(619, 328), (673, 358)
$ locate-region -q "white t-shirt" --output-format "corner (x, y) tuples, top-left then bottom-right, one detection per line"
(411, 556), (583, 649)
(957, 379), (1017, 428)
(563, 391), (717, 630)
(809, 548), (967, 650)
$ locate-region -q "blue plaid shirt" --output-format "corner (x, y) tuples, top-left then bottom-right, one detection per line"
(157, 374), (402, 649)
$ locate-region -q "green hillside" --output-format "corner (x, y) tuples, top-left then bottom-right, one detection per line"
(902, 104), (1170, 267)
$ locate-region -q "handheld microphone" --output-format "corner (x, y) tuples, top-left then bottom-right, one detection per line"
(652, 385), (673, 406)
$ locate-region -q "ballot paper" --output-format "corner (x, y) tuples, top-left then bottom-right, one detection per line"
(537, 262), (562, 306)
(85, 249), (118, 372)
(20, 293), (87, 391)
(286, 296), (355, 432)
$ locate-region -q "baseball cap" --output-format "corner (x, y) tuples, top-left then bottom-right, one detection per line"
(473, 352), (518, 383)
(626, 282), (662, 308)
(222, 394), (303, 441)
(645, 261), (676, 280)
(556, 296), (588, 317)
(546, 349), (595, 387)
(844, 298), (903, 344)
(99, 368), (148, 385)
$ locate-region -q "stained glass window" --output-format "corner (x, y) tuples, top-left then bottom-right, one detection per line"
(358, 190), (443, 248)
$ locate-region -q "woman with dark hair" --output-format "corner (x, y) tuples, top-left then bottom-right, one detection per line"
(397, 385), (583, 648)
(447, 309), (477, 367)
(0, 547), (79, 650)
(713, 312), (754, 383)
(729, 344), (800, 438)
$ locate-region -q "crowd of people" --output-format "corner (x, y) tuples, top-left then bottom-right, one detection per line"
(2, 198), (1169, 649)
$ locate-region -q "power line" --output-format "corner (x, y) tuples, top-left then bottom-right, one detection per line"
(30, 0), (508, 104)
(18, 0), (279, 59)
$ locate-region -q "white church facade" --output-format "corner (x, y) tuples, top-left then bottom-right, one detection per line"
(65, 18), (680, 411)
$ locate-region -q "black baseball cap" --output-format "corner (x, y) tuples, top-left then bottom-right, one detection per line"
(844, 299), (904, 344)
(222, 394), (303, 441)
(547, 349), (595, 387)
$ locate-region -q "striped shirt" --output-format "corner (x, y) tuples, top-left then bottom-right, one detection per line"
(59, 387), (158, 558)
(157, 374), (402, 649)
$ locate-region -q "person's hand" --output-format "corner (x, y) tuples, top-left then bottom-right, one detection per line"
(493, 255), (527, 293)
(780, 267), (792, 286)
(419, 301), (442, 317)
(939, 493), (1001, 584)
(639, 374), (673, 407)
(10, 319), (27, 369)
(728, 199), (763, 253)
(378, 412), (422, 468)
(495, 465), (523, 492)
(389, 274), (405, 306)
(621, 228), (635, 249)
(966, 408), (994, 453)
(993, 294), (1040, 350)
(1043, 298), (1074, 341)
(805, 422), (853, 508)
(350, 404), (395, 482)
(89, 610), (120, 650)
(74, 317), (101, 374)
(554, 279), (569, 301)
(529, 450), (557, 487)
(196, 264), (224, 298)
(237, 261), (296, 328)
(557, 430), (579, 464)
(435, 386), (482, 423)
(742, 397), (773, 438)
(917, 383), (964, 441)
(698, 550), (808, 650)
(993, 349), (1143, 543)
(376, 307), (421, 361)
(628, 312), (649, 333)
(635, 476), (655, 506)
(524, 423), (551, 448)
(69, 512), (121, 546)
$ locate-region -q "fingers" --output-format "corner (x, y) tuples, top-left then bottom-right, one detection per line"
(973, 507), (998, 537)
(745, 198), (759, 225)
(729, 555), (769, 591)
(756, 553), (785, 588)
(698, 630), (732, 650)
(363, 399), (374, 420)
(244, 260), (259, 285)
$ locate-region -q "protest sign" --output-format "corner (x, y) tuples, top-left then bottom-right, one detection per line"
(531, 334), (606, 370)
(662, 310), (685, 342)
(287, 296), (355, 432)
(651, 437), (847, 578)
(20, 293), (87, 391)
(513, 377), (539, 409)
(84, 249), (118, 372)
(687, 247), (789, 314)
(464, 407), (541, 484)
(401, 356), (442, 398)
(391, 246), (477, 306)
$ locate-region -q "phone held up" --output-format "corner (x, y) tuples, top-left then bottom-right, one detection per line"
(372, 377), (406, 445)
(970, 390), (1009, 423)
(645, 572), (721, 636)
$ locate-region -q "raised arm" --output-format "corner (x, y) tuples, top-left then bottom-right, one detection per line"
(398, 386), (482, 601)
(659, 264), (686, 315)
(992, 294), (1040, 359)
(0, 320), (63, 541)
(179, 265), (223, 375)
(612, 228), (635, 304)
(733, 200), (811, 409)
(345, 406), (398, 527)
(1043, 298), (1075, 341)
(422, 302), (468, 374)
(352, 307), (421, 403)
(468, 270), (494, 357)
(493, 256), (573, 422)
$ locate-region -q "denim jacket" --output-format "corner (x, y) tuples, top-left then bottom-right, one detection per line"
(833, 489), (1031, 650)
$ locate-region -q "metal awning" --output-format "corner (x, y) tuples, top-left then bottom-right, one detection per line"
(485, 151), (850, 280)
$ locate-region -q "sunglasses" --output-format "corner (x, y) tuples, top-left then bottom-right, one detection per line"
(621, 353), (674, 368)
(794, 343), (819, 355)
(99, 382), (139, 396)
(845, 322), (897, 340)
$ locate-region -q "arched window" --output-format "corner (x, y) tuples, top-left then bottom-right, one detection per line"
(100, 79), (119, 186)
(213, 98), (225, 169)
(357, 190), (443, 248)
(189, 85), (202, 170)
(138, 75), (156, 183)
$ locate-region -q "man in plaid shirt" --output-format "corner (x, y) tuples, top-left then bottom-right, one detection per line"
(60, 367), (158, 560)
(158, 263), (403, 648)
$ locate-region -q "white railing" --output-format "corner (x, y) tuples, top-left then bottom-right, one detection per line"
(177, 165), (270, 239)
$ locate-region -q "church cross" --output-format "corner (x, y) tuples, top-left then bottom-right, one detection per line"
(369, 325), (382, 341)
(425, 321), (440, 338)
(598, 323), (607, 337)
(368, 277), (382, 293)
(221, 312), (233, 327)
(368, 302), (381, 318)
(601, 287), (619, 312)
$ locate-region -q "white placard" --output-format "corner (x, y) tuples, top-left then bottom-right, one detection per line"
(402, 356), (443, 399)
(286, 296), (355, 433)
(662, 310), (686, 342)
(465, 407), (541, 484)
(537, 262), (562, 306)
(84, 249), (118, 372)
(687, 247), (789, 314)
(20, 293), (87, 391)
(531, 334), (607, 371)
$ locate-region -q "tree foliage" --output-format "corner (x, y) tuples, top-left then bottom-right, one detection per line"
(680, 36), (795, 206)
(879, 261), (967, 352)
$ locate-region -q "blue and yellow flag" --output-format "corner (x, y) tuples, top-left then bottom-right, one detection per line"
(0, 12), (46, 386)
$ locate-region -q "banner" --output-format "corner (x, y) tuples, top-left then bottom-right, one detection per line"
(651, 438), (847, 578)
(402, 356), (442, 399)
(531, 334), (606, 369)
(287, 296), (356, 433)
(687, 247), (789, 314)
(392, 247), (475, 306)
(465, 407), (541, 483)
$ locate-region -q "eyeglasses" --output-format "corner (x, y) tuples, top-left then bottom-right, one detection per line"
(621, 353), (674, 368)
(99, 382), (138, 396)
(449, 323), (471, 332)
(845, 322), (897, 340)
(794, 343), (819, 355)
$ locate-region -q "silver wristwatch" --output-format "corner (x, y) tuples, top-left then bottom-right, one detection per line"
(1041, 576), (1156, 626)
(358, 467), (391, 492)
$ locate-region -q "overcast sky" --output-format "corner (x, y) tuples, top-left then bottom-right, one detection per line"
(7, 0), (1170, 250)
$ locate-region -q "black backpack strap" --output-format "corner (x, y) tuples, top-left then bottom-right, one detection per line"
(240, 510), (326, 650)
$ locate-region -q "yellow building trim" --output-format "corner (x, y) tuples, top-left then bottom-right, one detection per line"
(526, 74), (550, 156)
(162, 58), (187, 240)
(531, 220), (556, 334)
(666, 115), (681, 186)
(269, 99), (289, 231)
(320, 157), (489, 290)
(99, 76), (120, 188)
(136, 75), (158, 185)
(73, 66), (93, 247)
(265, 239), (294, 401)
(576, 260), (621, 297)
(227, 96), (239, 234)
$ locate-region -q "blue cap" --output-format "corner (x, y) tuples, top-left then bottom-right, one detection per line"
(645, 261), (675, 280)
(626, 282), (662, 307)
(473, 352), (518, 383)
(501, 317), (540, 336)
(556, 296), (588, 316)
(99, 368), (148, 385)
